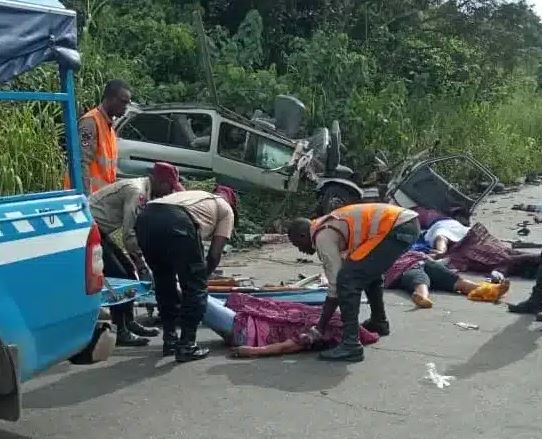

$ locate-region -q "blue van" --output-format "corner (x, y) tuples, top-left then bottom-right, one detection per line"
(0, 0), (114, 421)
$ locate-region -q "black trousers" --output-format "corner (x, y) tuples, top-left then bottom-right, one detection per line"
(336, 218), (421, 345)
(100, 231), (137, 330)
(135, 203), (208, 343)
(397, 260), (459, 293)
(531, 256), (542, 296)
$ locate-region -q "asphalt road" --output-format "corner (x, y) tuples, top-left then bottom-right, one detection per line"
(2, 186), (542, 439)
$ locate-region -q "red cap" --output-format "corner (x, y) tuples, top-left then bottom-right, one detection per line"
(213, 184), (238, 209)
(151, 162), (184, 192)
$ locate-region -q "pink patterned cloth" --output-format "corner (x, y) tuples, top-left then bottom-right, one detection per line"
(384, 250), (430, 288)
(225, 293), (380, 348)
(447, 222), (539, 277)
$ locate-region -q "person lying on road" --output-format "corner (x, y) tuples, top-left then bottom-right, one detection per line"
(201, 294), (380, 359)
(384, 251), (510, 308)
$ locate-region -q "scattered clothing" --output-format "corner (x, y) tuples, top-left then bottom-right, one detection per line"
(424, 219), (470, 247)
(220, 293), (380, 348)
(447, 223), (539, 277)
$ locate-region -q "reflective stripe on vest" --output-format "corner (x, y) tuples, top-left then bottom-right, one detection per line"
(87, 108), (117, 192)
(62, 108), (118, 194)
(310, 203), (404, 261)
(95, 156), (118, 169)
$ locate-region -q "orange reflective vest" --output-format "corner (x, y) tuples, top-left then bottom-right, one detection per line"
(310, 203), (405, 261)
(63, 108), (118, 194)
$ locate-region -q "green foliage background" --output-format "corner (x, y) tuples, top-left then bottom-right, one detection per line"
(2, 0), (542, 228)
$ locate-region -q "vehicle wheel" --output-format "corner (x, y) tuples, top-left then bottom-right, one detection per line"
(317, 184), (361, 215)
(0, 344), (16, 395)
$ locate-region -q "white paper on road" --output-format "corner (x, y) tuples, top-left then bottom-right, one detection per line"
(424, 362), (456, 389)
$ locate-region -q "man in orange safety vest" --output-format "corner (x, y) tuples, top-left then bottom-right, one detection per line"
(288, 203), (420, 362)
(64, 79), (131, 194)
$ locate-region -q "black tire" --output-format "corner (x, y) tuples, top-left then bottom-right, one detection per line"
(317, 184), (361, 215)
(0, 344), (16, 395)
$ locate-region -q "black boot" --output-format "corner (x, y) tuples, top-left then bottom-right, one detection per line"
(113, 307), (150, 346)
(175, 327), (209, 363)
(319, 290), (364, 362)
(162, 331), (178, 357)
(127, 321), (160, 337)
(361, 319), (390, 336)
(508, 289), (542, 314)
(362, 281), (390, 336)
(116, 330), (150, 347)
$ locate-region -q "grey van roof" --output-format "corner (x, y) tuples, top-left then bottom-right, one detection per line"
(133, 102), (297, 145)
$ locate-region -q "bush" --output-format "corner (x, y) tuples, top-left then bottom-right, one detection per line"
(0, 103), (64, 195)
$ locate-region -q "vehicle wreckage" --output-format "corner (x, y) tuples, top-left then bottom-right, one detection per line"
(116, 94), (498, 219)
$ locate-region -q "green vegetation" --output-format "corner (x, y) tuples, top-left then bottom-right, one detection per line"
(2, 1), (542, 229)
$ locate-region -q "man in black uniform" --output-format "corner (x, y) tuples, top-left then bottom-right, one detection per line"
(135, 186), (237, 362)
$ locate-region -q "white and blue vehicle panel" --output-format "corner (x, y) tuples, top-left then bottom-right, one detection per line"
(0, 194), (99, 381)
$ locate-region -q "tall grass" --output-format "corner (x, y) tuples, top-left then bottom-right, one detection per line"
(427, 84), (542, 183)
(0, 102), (65, 196)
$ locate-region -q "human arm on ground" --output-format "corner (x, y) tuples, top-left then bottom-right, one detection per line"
(231, 339), (304, 358)
(430, 235), (449, 258)
(206, 200), (235, 275)
(79, 117), (97, 195)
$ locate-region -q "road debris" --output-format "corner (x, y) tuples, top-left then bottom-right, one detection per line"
(489, 271), (505, 284)
(454, 322), (479, 330)
(516, 221), (532, 236)
(503, 240), (542, 249)
(424, 363), (456, 389)
(512, 203), (542, 213)
(243, 233), (289, 244)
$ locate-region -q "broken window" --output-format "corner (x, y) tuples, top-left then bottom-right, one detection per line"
(119, 112), (212, 151)
(218, 122), (293, 169)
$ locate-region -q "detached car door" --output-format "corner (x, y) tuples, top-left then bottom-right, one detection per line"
(388, 154), (498, 220)
(116, 110), (214, 179)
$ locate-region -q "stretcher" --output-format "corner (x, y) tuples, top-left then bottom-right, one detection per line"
(100, 278), (328, 308)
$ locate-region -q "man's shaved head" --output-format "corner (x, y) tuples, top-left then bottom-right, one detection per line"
(287, 217), (314, 254)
